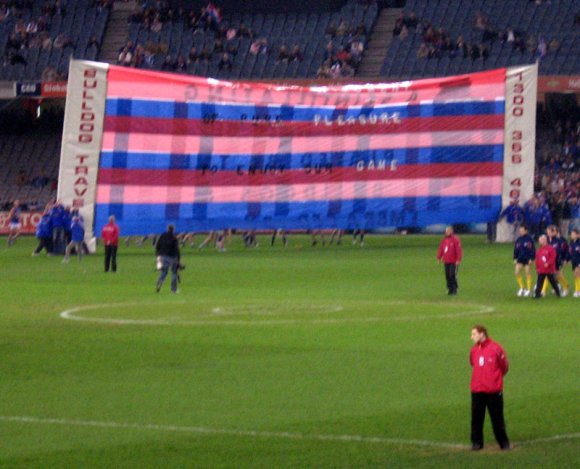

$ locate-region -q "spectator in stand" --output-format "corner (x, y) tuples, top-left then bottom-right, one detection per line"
(175, 55), (187, 72)
(53, 32), (74, 50)
(200, 2), (222, 32)
(289, 45), (303, 62)
(87, 35), (100, 51)
(199, 46), (213, 62)
(335, 20), (350, 37)
(161, 55), (176, 71)
(325, 22), (337, 37)
(316, 59), (332, 78)
(277, 45), (291, 62)
(118, 46), (133, 66)
(238, 23), (253, 39)
(405, 11), (419, 29)
(393, 13), (405, 37)
(217, 52), (232, 71)
(187, 46), (200, 65)
(456, 36), (469, 58)
(249, 38), (267, 55)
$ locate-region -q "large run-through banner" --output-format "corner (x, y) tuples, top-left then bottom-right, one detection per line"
(58, 60), (537, 238)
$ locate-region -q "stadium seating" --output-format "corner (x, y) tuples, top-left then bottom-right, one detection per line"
(0, 0), (109, 81)
(0, 130), (60, 208)
(123, 0), (378, 79)
(381, 0), (579, 78)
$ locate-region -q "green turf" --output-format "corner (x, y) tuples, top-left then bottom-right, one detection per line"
(0, 234), (578, 468)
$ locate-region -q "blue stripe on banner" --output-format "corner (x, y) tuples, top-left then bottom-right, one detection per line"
(105, 99), (505, 121)
(94, 196), (501, 235)
(99, 145), (504, 170)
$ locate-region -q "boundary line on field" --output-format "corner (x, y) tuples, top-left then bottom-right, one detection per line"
(1, 415), (578, 450)
(59, 300), (496, 327)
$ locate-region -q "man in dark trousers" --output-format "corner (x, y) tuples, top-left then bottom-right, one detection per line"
(155, 224), (181, 293)
(101, 215), (120, 272)
(534, 234), (561, 299)
(469, 325), (510, 451)
(436, 226), (462, 295)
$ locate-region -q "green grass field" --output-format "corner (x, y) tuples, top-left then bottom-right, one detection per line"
(1, 234), (578, 468)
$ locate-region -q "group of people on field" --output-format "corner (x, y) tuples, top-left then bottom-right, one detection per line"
(436, 224), (580, 299)
(513, 224), (580, 298)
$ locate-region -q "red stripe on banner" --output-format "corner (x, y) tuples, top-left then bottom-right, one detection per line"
(97, 162), (502, 187)
(103, 114), (505, 137)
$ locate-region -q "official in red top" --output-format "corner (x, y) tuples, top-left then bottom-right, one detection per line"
(533, 234), (560, 298)
(469, 325), (510, 451)
(436, 226), (462, 295)
(101, 215), (120, 272)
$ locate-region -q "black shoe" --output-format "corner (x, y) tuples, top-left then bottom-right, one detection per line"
(500, 443), (511, 450)
(471, 443), (483, 451)
(155, 283), (161, 293)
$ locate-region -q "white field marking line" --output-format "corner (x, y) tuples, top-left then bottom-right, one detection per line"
(0, 415), (467, 449)
(60, 301), (187, 325)
(1, 416), (578, 449)
(518, 433), (580, 445)
(59, 301), (495, 327)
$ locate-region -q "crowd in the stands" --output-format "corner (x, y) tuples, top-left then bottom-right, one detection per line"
(393, 8), (565, 63)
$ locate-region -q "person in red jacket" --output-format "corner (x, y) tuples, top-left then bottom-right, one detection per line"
(101, 215), (120, 272)
(533, 234), (560, 299)
(470, 325), (510, 451)
(436, 225), (462, 295)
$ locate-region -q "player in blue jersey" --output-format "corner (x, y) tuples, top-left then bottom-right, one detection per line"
(62, 215), (85, 263)
(7, 200), (22, 246)
(513, 225), (535, 296)
(568, 228), (580, 297)
(500, 199), (524, 241)
(542, 225), (570, 296)
(33, 210), (53, 256)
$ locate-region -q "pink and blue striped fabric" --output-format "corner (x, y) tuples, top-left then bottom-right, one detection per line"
(94, 66), (507, 234)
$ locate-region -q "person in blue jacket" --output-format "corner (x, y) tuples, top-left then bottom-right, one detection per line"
(500, 199), (524, 241)
(50, 201), (66, 254)
(513, 225), (535, 296)
(62, 215), (85, 263)
(33, 210), (53, 256)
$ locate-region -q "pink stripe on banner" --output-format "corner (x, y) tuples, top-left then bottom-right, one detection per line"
(106, 65), (506, 107)
(101, 130), (504, 155)
(96, 176), (502, 204)
(106, 83), (506, 108)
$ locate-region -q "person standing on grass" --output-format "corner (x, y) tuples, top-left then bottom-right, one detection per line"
(7, 199), (22, 246)
(542, 225), (570, 296)
(436, 225), (462, 295)
(469, 325), (510, 451)
(155, 224), (180, 293)
(533, 234), (560, 299)
(32, 209), (53, 256)
(62, 215), (85, 263)
(513, 225), (535, 297)
(568, 228), (580, 297)
(101, 215), (120, 272)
